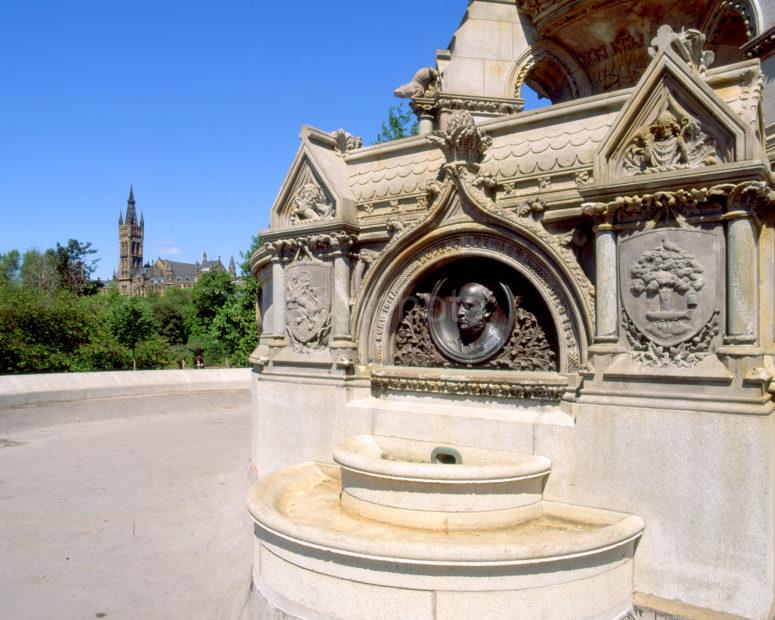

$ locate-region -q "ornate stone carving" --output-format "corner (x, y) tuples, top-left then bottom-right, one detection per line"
(394, 295), (444, 367)
(620, 229), (719, 350)
(394, 280), (555, 371)
(386, 216), (406, 238)
(284, 262), (331, 353)
(583, 183), (774, 231)
(371, 374), (566, 402)
(622, 109), (720, 176)
(289, 182), (334, 225)
(333, 129), (363, 155)
(371, 235), (582, 370)
(648, 25), (715, 75)
(623, 309), (719, 368)
(489, 198), (596, 320)
(427, 110), (492, 165)
(394, 67), (440, 100)
(628, 238), (706, 343)
(269, 231), (357, 263)
(438, 96), (523, 117)
(575, 170), (592, 185)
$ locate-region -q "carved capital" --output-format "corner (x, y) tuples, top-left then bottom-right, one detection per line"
(581, 202), (615, 230)
(721, 181), (775, 220)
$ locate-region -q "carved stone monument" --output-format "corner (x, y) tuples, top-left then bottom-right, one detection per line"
(247, 2), (775, 619)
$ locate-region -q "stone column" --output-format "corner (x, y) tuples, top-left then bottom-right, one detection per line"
(725, 210), (758, 344)
(582, 202), (619, 344)
(271, 256), (285, 339)
(595, 224), (619, 341)
(332, 252), (351, 338)
(411, 99), (437, 136)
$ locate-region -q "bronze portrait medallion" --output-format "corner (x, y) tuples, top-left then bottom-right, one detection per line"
(428, 278), (514, 364)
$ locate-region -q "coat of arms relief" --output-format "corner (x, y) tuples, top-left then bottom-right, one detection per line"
(284, 262), (332, 353)
(619, 229), (720, 367)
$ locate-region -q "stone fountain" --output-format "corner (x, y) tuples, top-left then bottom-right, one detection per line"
(248, 1), (775, 618)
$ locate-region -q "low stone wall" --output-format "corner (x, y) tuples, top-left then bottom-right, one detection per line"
(0, 369), (251, 408)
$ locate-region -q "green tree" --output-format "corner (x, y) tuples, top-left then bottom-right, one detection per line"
(20, 249), (60, 292)
(375, 103), (419, 144)
(55, 239), (99, 294)
(0, 250), (20, 284)
(192, 271), (235, 329)
(109, 297), (155, 370)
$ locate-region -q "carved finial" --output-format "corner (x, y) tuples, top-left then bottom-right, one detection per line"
(394, 67), (440, 100)
(333, 129), (363, 156)
(427, 110), (492, 165)
(648, 25), (714, 74)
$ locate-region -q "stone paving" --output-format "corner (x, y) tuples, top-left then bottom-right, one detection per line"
(0, 391), (253, 620)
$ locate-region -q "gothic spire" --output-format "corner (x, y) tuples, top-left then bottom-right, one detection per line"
(228, 255), (236, 276)
(119, 210), (123, 226)
(125, 185), (137, 225)
(140, 211), (144, 228)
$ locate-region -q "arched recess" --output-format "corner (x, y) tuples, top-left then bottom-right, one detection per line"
(353, 223), (592, 373)
(507, 40), (592, 104)
(701, 0), (762, 65)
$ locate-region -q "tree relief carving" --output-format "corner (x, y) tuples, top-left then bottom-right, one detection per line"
(619, 229), (720, 360)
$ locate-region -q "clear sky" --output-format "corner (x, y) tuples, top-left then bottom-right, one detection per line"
(0, 1), (542, 280)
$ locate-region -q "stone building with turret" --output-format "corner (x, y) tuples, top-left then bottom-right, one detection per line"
(115, 187), (237, 295)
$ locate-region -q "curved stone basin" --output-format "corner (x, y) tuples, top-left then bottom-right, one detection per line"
(333, 434), (552, 529)
(248, 462), (644, 620)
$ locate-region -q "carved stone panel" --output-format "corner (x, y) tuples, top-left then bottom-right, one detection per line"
(619, 229), (719, 349)
(285, 262), (332, 353)
(393, 258), (557, 371)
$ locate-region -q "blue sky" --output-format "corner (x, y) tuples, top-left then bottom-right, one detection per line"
(0, 1), (543, 280)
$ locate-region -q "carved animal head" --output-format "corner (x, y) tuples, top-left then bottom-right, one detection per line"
(394, 67), (440, 99)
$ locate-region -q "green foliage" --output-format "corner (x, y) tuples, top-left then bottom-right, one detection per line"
(0, 285), (93, 373)
(375, 103), (419, 144)
(192, 271), (235, 329)
(0, 235), (262, 374)
(55, 239), (99, 294)
(0, 250), (20, 283)
(109, 296), (155, 370)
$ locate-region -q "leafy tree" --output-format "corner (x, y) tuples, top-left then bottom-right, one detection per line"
(55, 239), (99, 294)
(109, 297), (155, 370)
(20, 249), (60, 292)
(0, 250), (20, 284)
(375, 103), (419, 144)
(151, 297), (189, 345)
(0, 286), (93, 373)
(191, 271), (235, 329)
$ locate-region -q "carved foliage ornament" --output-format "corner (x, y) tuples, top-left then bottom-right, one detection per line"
(648, 25), (714, 75)
(289, 182), (334, 225)
(371, 375), (566, 402)
(284, 262), (331, 352)
(427, 110), (492, 166)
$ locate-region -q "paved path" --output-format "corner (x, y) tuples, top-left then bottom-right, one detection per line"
(0, 391), (254, 620)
